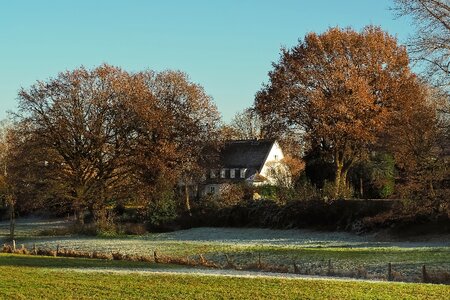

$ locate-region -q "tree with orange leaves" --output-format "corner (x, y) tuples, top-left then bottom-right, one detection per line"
(386, 79), (447, 199)
(15, 65), (221, 224)
(255, 26), (423, 198)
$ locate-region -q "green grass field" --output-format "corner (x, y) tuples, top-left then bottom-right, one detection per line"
(6, 238), (449, 281)
(0, 254), (449, 299)
(1, 220), (449, 281)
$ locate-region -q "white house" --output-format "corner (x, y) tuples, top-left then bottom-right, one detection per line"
(202, 139), (290, 196)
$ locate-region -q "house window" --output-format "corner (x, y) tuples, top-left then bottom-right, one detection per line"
(230, 169), (235, 178)
(274, 155), (278, 161)
(209, 186), (215, 194)
(210, 169), (216, 178)
(240, 168), (247, 178)
(220, 169), (226, 178)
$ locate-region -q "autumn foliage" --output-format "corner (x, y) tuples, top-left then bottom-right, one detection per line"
(0, 24), (448, 232)
(11, 65), (220, 225)
(255, 26), (432, 197)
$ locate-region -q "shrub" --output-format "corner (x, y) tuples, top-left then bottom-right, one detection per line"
(360, 196), (450, 232)
(258, 185), (278, 201)
(220, 184), (247, 207)
(194, 183), (250, 214)
(321, 180), (354, 200)
(148, 181), (178, 229)
(187, 197), (396, 230)
(120, 223), (147, 235)
(99, 210), (118, 233)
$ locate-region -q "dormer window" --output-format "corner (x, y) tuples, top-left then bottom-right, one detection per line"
(274, 155), (278, 161)
(210, 169), (216, 178)
(230, 169), (235, 178)
(220, 169), (226, 178)
(240, 168), (247, 178)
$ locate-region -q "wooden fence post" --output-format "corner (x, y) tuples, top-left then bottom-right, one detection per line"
(387, 263), (393, 281)
(258, 253), (262, 269)
(327, 259), (332, 275)
(293, 261), (299, 274)
(225, 254), (235, 269)
(422, 265), (429, 283)
(199, 254), (206, 265)
(12, 240), (16, 252)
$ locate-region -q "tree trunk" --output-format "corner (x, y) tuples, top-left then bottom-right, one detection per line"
(8, 196), (15, 241)
(334, 160), (343, 199)
(93, 184), (108, 229)
(360, 177), (364, 198)
(334, 154), (352, 199)
(184, 184), (192, 216)
(341, 169), (349, 196)
(75, 209), (85, 225)
(74, 187), (87, 225)
(429, 180), (435, 198)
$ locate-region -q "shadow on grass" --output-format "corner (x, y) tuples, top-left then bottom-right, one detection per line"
(0, 253), (174, 270)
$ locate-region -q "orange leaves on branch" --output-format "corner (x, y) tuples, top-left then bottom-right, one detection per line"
(15, 65), (221, 216)
(255, 26), (424, 197)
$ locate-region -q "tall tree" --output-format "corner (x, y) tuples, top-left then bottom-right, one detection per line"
(145, 70), (221, 214)
(0, 120), (9, 183)
(228, 108), (265, 140)
(393, 0), (450, 89)
(16, 65), (154, 223)
(255, 26), (422, 197)
(5, 124), (61, 214)
(0, 120), (16, 239)
(15, 65), (221, 222)
(387, 80), (448, 198)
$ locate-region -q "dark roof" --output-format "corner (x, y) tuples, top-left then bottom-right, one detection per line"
(220, 139), (275, 171)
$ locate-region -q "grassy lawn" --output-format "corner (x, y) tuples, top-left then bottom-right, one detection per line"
(221, 245), (450, 264)
(8, 237), (448, 280)
(1, 220), (449, 281)
(0, 254), (449, 299)
(233, 245), (450, 268)
(0, 253), (170, 270)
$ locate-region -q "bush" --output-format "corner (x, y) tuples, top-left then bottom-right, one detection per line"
(321, 180), (354, 200)
(148, 181), (178, 229)
(258, 185), (278, 201)
(360, 196), (450, 232)
(185, 197), (395, 231)
(93, 209), (117, 235)
(220, 184), (247, 207)
(194, 183), (251, 214)
(120, 223), (147, 235)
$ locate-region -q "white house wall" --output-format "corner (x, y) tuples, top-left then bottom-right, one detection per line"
(260, 141), (291, 186)
(260, 141), (284, 177)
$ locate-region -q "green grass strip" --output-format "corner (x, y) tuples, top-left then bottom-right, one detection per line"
(0, 254), (449, 299)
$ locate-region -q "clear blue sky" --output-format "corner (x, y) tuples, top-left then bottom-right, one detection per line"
(0, 0), (413, 122)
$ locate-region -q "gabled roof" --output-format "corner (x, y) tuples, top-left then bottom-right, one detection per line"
(220, 139), (275, 171)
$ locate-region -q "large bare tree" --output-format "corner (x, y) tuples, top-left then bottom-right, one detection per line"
(394, 0), (450, 89)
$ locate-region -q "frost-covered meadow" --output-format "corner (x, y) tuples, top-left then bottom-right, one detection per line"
(1, 218), (449, 282)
